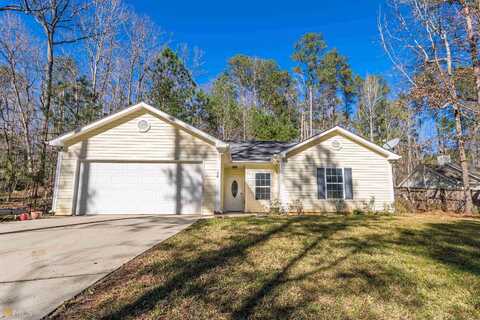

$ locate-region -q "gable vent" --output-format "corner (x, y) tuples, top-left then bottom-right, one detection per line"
(330, 139), (342, 151)
(137, 119), (150, 133)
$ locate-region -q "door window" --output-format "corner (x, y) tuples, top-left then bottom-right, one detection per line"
(231, 180), (238, 198)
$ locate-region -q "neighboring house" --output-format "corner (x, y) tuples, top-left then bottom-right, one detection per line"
(396, 162), (480, 211)
(397, 162), (480, 190)
(49, 102), (400, 215)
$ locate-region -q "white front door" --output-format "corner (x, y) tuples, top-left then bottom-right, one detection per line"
(224, 174), (244, 212)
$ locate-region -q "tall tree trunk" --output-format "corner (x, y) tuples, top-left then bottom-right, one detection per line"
(300, 111), (304, 141)
(308, 86), (313, 137)
(454, 104), (474, 213)
(405, 107), (414, 175)
(443, 29), (473, 213)
(369, 112), (374, 142)
(464, 5), (480, 104)
(222, 95), (228, 140)
(136, 69), (146, 103)
(242, 91), (247, 141)
(464, 4), (480, 168)
(91, 52), (99, 99)
(435, 116), (445, 155)
(8, 66), (33, 174)
(127, 62), (135, 106)
(37, 31), (55, 200)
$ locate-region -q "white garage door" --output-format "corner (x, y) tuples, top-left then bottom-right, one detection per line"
(76, 162), (203, 215)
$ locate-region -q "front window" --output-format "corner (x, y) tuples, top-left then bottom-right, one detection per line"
(326, 168), (344, 199)
(255, 172), (271, 200)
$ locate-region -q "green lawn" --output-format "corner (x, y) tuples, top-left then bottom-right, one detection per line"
(49, 214), (480, 320)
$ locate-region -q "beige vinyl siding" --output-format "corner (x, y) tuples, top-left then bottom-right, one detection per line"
(244, 164), (278, 213)
(54, 109), (219, 215)
(283, 132), (394, 212)
(54, 154), (78, 214)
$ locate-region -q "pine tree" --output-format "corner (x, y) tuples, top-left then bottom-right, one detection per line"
(147, 47), (197, 123)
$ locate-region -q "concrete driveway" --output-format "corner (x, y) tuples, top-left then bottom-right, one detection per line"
(0, 215), (199, 320)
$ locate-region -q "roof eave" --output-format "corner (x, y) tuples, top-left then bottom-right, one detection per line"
(48, 102), (225, 148)
(281, 126), (401, 160)
(230, 160), (272, 164)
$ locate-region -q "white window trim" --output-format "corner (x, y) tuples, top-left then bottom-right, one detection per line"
(254, 170), (272, 201)
(324, 167), (345, 200)
(51, 152), (63, 212)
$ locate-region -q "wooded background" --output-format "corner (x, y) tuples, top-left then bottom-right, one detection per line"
(0, 0), (479, 213)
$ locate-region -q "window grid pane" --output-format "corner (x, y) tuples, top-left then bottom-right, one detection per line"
(325, 168), (344, 199)
(255, 173), (271, 200)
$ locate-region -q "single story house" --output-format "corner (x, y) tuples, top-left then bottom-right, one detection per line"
(396, 162), (480, 211)
(49, 102), (400, 215)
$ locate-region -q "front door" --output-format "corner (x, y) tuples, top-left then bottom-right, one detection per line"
(224, 173), (244, 212)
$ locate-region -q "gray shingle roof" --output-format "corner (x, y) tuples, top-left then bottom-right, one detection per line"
(398, 163), (480, 189)
(228, 141), (297, 161)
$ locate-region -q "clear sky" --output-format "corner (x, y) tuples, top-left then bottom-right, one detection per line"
(127, 0), (393, 85)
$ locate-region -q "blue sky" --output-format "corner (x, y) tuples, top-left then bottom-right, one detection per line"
(128, 0), (393, 85)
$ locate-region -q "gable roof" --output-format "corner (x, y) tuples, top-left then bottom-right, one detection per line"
(49, 105), (400, 162)
(398, 163), (480, 189)
(229, 141), (296, 162)
(280, 126), (401, 160)
(48, 102), (228, 148)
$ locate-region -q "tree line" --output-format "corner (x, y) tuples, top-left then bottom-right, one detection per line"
(0, 0), (478, 213)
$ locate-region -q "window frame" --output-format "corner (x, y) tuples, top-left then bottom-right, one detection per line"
(254, 171), (272, 201)
(324, 167), (345, 200)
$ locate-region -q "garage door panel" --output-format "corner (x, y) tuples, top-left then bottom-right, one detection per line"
(77, 162), (203, 215)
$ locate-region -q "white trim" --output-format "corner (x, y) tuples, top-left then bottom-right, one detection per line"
(277, 160), (282, 201)
(201, 160), (206, 215)
(278, 160), (289, 207)
(253, 170), (272, 201)
(281, 126), (401, 161)
(51, 152), (63, 212)
(387, 161), (395, 204)
(74, 159), (205, 215)
(49, 102), (228, 149)
(323, 167), (346, 200)
(216, 152), (223, 213)
(231, 160), (272, 164)
(71, 158), (81, 216)
(76, 159), (203, 164)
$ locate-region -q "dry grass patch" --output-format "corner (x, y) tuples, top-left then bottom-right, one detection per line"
(49, 214), (480, 320)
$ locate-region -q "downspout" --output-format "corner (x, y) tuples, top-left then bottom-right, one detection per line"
(273, 154), (286, 208)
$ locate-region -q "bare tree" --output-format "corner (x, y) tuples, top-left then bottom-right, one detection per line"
(177, 43), (205, 79)
(293, 73), (309, 141)
(82, 0), (125, 106)
(0, 0), (94, 198)
(358, 75), (383, 141)
(458, 1), (480, 166)
(122, 11), (163, 107)
(379, 0), (476, 213)
(0, 14), (40, 186)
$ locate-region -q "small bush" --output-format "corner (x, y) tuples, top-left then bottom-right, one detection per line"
(382, 203), (394, 214)
(269, 198), (285, 215)
(362, 196), (376, 213)
(353, 208), (364, 215)
(288, 199), (304, 215)
(332, 200), (347, 214)
(394, 197), (414, 214)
